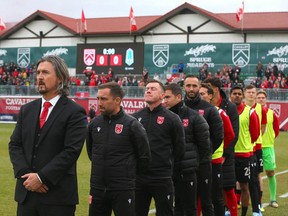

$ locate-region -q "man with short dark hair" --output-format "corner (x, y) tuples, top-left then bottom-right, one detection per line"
(133, 79), (185, 216)
(203, 77), (239, 215)
(200, 83), (235, 216)
(256, 90), (280, 208)
(87, 82), (151, 216)
(230, 86), (260, 216)
(164, 83), (210, 216)
(183, 75), (223, 216)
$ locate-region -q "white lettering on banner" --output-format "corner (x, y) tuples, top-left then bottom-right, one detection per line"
(184, 44), (216, 57)
(272, 58), (288, 63)
(43, 48), (68, 57)
(267, 45), (288, 57)
(121, 100), (146, 109)
(0, 49), (7, 56)
(6, 98), (34, 105)
(187, 63), (215, 68)
(5, 106), (21, 111)
(189, 57), (212, 62)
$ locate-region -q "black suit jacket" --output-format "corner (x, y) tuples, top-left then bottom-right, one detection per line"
(9, 96), (87, 205)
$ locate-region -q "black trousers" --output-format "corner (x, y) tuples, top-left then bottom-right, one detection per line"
(135, 178), (174, 216)
(17, 192), (75, 216)
(89, 188), (135, 216)
(197, 163), (214, 216)
(174, 173), (197, 216)
(249, 155), (261, 213)
(212, 163), (224, 216)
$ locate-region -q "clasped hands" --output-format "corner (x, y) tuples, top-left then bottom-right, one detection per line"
(22, 173), (49, 193)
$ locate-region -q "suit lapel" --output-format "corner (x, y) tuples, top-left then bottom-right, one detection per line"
(25, 99), (42, 158)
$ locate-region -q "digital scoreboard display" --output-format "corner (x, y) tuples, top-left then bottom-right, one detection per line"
(77, 43), (144, 75)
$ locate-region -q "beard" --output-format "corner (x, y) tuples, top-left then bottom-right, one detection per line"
(36, 81), (48, 95)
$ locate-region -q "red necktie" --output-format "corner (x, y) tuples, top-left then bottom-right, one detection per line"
(40, 102), (51, 128)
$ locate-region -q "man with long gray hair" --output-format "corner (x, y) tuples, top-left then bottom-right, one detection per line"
(9, 55), (87, 216)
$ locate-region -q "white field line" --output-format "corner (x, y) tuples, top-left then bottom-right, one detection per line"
(262, 169), (288, 180)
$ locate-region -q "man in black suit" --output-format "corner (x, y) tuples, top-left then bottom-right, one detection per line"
(9, 55), (87, 216)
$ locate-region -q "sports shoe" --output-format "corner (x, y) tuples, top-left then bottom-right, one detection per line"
(252, 212), (261, 216)
(260, 206), (265, 212)
(270, 201), (279, 208)
(225, 210), (231, 216)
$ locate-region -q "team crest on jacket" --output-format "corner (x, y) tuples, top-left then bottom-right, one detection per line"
(115, 124), (123, 134)
(182, 119), (189, 127)
(157, 116), (165, 124)
(198, 109), (205, 116)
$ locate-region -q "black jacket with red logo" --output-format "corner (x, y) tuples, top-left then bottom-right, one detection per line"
(86, 107), (151, 191)
(184, 93), (224, 154)
(132, 104), (185, 181)
(169, 102), (210, 180)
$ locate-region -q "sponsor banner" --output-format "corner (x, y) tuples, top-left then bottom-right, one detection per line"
(1, 97), (287, 131)
(0, 96), (147, 121)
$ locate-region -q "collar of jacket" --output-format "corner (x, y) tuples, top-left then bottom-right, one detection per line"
(169, 101), (184, 115)
(145, 103), (164, 113)
(184, 93), (201, 107)
(103, 106), (124, 121)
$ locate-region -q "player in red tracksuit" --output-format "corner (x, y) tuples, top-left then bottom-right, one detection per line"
(199, 83), (235, 216)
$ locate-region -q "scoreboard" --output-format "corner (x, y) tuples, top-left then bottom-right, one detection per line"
(77, 43), (144, 75)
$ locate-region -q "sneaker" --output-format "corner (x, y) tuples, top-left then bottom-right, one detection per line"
(225, 210), (231, 216)
(270, 201), (279, 208)
(237, 203), (241, 209)
(252, 212), (261, 216)
(260, 206), (265, 212)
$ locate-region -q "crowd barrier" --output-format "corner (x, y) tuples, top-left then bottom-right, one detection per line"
(0, 86), (287, 131)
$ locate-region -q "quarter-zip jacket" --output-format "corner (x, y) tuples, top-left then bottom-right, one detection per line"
(169, 102), (210, 180)
(132, 104), (185, 180)
(86, 107), (151, 191)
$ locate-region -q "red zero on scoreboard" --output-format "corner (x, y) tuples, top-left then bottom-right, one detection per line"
(110, 54), (122, 66)
(96, 55), (108, 66)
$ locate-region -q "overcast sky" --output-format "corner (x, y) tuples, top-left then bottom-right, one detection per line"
(2, 0), (288, 22)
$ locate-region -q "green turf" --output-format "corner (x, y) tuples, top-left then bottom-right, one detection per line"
(0, 123), (287, 215)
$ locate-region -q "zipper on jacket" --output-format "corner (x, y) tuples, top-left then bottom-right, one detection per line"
(103, 119), (112, 191)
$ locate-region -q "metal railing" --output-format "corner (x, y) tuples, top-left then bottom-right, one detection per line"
(0, 85), (287, 101)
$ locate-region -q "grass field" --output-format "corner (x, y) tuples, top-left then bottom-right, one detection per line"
(0, 123), (287, 215)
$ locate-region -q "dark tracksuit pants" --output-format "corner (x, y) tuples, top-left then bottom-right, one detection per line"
(174, 172), (197, 216)
(89, 188), (135, 216)
(212, 163), (224, 216)
(135, 178), (174, 216)
(197, 163), (214, 216)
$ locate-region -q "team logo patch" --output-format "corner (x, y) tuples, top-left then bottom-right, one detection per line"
(84, 49), (95, 66)
(157, 116), (165, 125)
(232, 44), (250, 67)
(115, 124), (123, 134)
(198, 109), (205, 116)
(183, 119), (189, 127)
(153, 45), (169, 68)
(17, 48), (30, 68)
